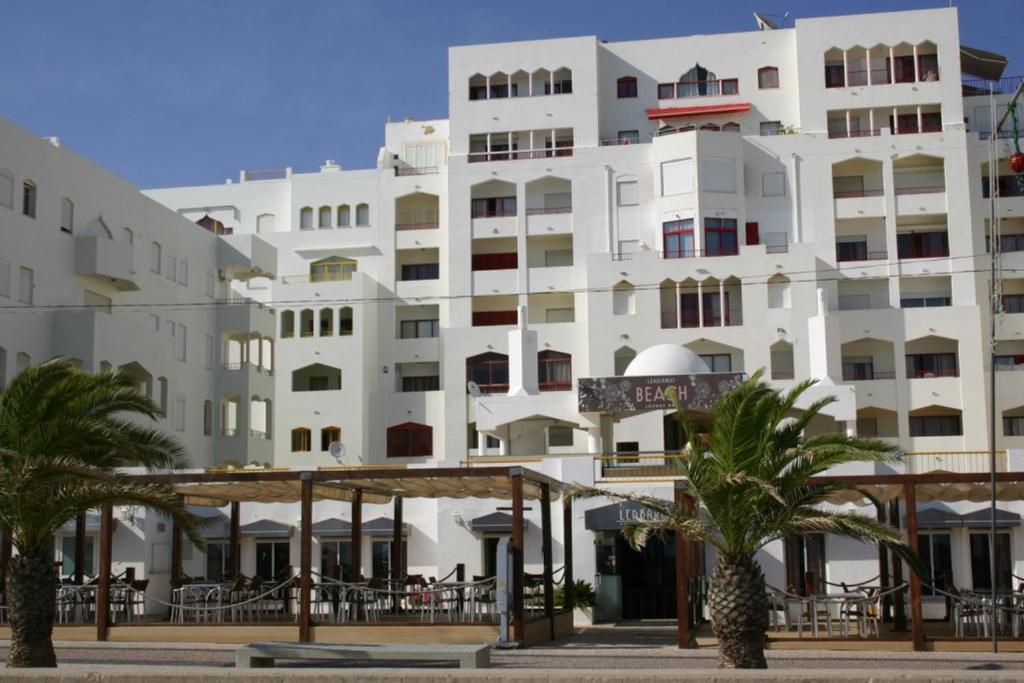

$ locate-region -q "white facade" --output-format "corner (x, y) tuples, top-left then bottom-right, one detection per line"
(5, 7), (1024, 618)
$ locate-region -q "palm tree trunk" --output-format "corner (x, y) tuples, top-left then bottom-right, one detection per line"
(6, 553), (57, 667)
(707, 554), (769, 668)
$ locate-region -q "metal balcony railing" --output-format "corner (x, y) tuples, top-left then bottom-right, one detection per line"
(905, 451), (1007, 475)
(394, 166), (438, 176)
(595, 453), (688, 482)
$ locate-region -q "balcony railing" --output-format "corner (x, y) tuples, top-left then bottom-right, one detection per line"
(833, 189), (884, 199)
(467, 148), (573, 163)
(842, 369), (897, 381)
(394, 166), (438, 176)
(476, 383), (509, 394)
(905, 451), (1006, 475)
(221, 427), (238, 437)
(657, 79), (739, 99)
(907, 368), (959, 379)
(249, 429), (269, 440)
(897, 246), (949, 259)
(962, 76), (1024, 96)
(282, 272), (354, 285)
(771, 370), (795, 380)
(894, 123), (942, 135)
(661, 247), (739, 259)
(525, 207), (572, 216)
(828, 129), (882, 139)
(395, 221), (439, 230)
(765, 244), (789, 254)
(538, 381), (572, 392)
(837, 248), (888, 262)
(894, 185), (945, 195)
(471, 208), (517, 219)
(220, 361), (243, 371)
(595, 453), (687, 482)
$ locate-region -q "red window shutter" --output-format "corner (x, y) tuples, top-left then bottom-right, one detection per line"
(745, 222), (759, 246)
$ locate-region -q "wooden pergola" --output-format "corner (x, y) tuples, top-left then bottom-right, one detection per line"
(89, 466), (573, 646)
(673, 470), (1024, 651)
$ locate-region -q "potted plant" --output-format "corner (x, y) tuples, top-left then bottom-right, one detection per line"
(554, 579), (595, 626)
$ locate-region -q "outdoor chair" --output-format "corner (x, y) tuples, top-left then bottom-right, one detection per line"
(949, 585), (989, 638)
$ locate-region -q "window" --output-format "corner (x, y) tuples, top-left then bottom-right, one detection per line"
(372, 540), (407, 579)
(205, 541), (231, 582)
(355, 203), (369, 226)
(616, 76), (638, 98)
(1005, 416), (1024, 436)
(203, 400), (212, 436)
(762, 172), (785, 197)
(700, 353), (732, 372)
(173, 394), (186, 432)
(18, 267), (33, 304)
(174, 324), (187, 362)
(310, 257), (357, 282)
(825, 62), (845, 88)
(60, 198), (74, 234)
(291, 427), (311, 452)
(897, 232), (948, 259)
(548, 426), (573, 448)
(616, 180), (639, 206)
(467, 353), (509, 393)
(900, 294), (950, 308)
(905, 353), (957, 378)
(399, 319), (438, 339)
(165, 253), (176, 281)
(400, 263), (439, 281)
(544, 249), (573, 267)
(339, 307), (353, 336)
(21, 181), (36, 218)
(909, 414), (962, 437)
(784, 534), (826, 596)
(722, 122), (741, 132)
(177, 256), (188, 286)
(918, 533), (953, 596)
(0, 259), (9, 297)
(150, 242), (162, 274)
(318, 205), (332, 229)
(255, 541), (290, 581)
(760, 121), (782, 136)
(538, 350), (572, 390)
(757, 66), (779, 89)
(299, 207), (313, 230)
(660, 158), (694, 196)
(663, 219), (694, 258)
(704, 218), (738, 256)
(387, 422), (433, 457)
(59, 536), (95, 579)
(970, 532), (1011, 591)
(471, 196), (516, 218)
(321, 540), (352, 581)
(545, 308), (575, 323)
(0, 169), (12, 209)
(615, 129), (640, 145)
(402, 375), (440, 392)
(321, 426), (341, 451)
(337, 204), (350, 226)
(918, 53), (939, 81)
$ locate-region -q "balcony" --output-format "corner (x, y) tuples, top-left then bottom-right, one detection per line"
(660, 247), (739, 259)
(842, 369), (897, 381)
(905, 451), (1007, 475)
(281, 271), (353, 285)
(74, 236), (137, 291)
(657, 79), (739, 100)
(394, 166), (438, 177)
(836, 244), (888, 263)
(525, 207), (572, 236)
(594, 453), (687, 483)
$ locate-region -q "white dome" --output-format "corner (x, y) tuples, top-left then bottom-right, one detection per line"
(623, 344), (710, 376)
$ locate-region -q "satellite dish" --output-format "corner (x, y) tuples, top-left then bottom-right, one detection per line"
(328, 441), (345, 463)
(467, 381), (482, 398)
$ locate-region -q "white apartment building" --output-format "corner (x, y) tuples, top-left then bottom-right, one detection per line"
(4, 6), (1024, 623)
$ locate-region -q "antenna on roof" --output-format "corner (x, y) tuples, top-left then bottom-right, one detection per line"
(753, 12), (778, 30)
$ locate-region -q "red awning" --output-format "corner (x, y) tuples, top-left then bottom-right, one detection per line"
(646, 102), (751, 121)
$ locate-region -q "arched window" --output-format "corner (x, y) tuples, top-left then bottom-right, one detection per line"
(612, 281), (636, 315)
(538, 351), (572, 391)
(617, 76), (638, 98)
(321, 426), (341, 451)
(386, 422), (432, 458)
(722, 122), (741, 132)
(150, 242), (162, 274)
(310, 257), (357, 282)
(767, 274), (792, 309)
(355, 203), (369, 226)
(318, 205), (332, 229)
(256, 213), (275, 233)
(299, 206), (313, 230)
(758, 66), (780, 89)
(337, 204), (350, 226)
(700, 123), (720, 131)
(281, 310), (295, 338)
(291, 427), (311, 452)
(338, 307), (353, 336)
(60, 198), (74, 233)
(614, 346), (636, 376)
(299, 309), (315, 337)
(467, 352), (509, 393)
(319, 308), (333, 336)
(22, 181), (36, 218)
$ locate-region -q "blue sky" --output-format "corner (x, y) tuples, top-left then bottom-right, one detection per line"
(1, 0), (1021, 189)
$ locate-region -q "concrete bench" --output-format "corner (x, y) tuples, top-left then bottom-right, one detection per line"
(235, 642), (491, 669)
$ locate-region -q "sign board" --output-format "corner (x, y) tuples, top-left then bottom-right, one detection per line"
(577, 373), (744, 412)
(585, 501), (669, 531)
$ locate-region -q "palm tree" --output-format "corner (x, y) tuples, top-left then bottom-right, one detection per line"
(575, 371), (921, 669)
(0, 359), (202, 667)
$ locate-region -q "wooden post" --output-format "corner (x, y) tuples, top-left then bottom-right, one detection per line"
(888, 499), (907, 631)
(905, 482), (925, 651)
(540, 483), (554, 640)
(96, 504), (113, 641)
(229, 501), (241, 580)
(675, 482), (696, 648)
(74, 512), (87, 585)
(511, 469), (525, 645)
(298, 473), (313, 643)
(351, 490), (362, 582)
(561, 493), (574, 611)
(876, 502), (892, 623)
(391, 496), (403, 613)
(170, 495), (183, 588)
